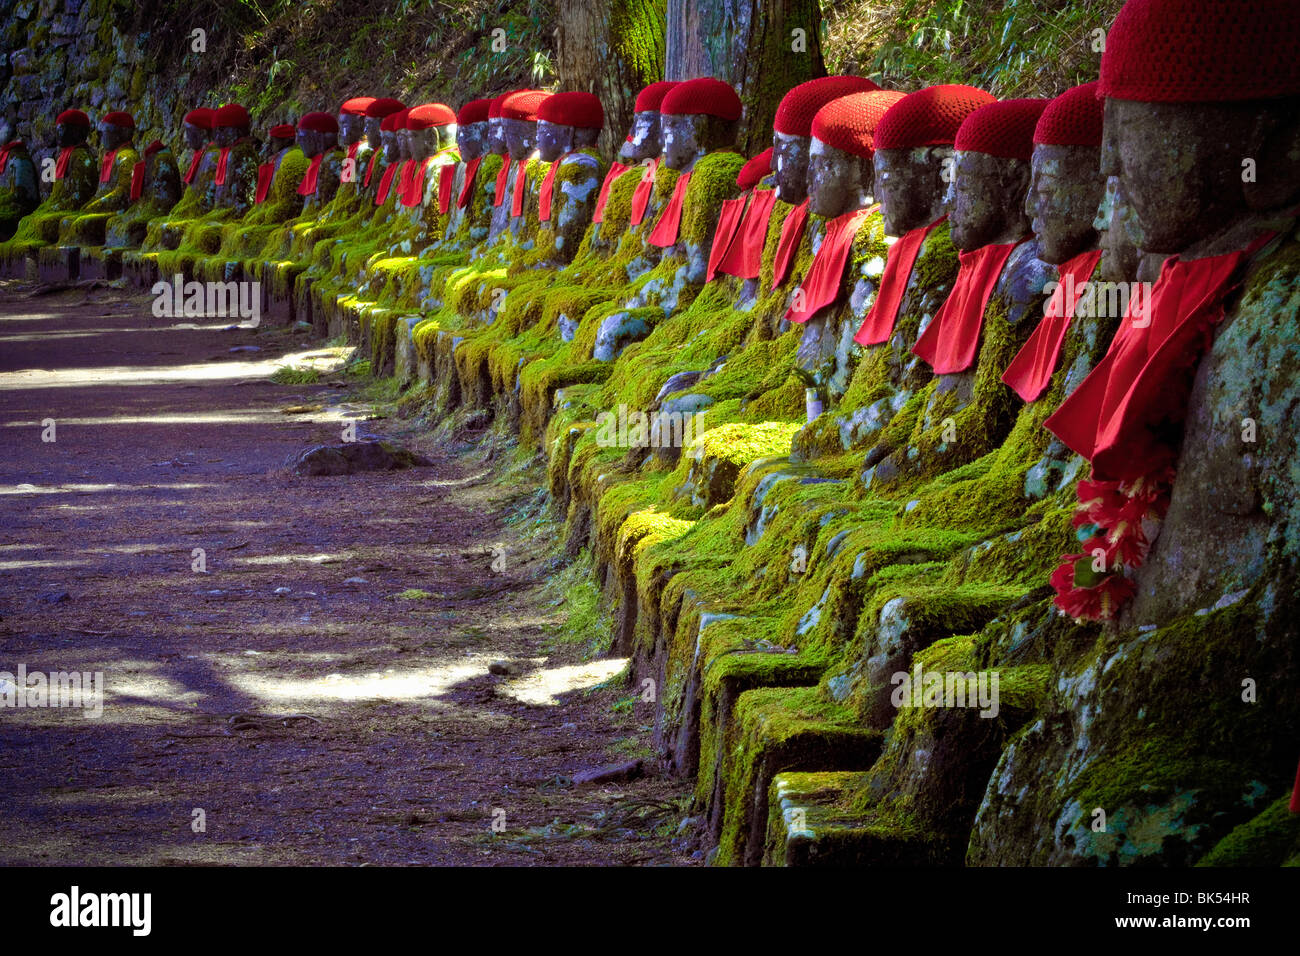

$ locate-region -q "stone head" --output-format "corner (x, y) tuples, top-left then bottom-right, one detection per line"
(503, 117), (538, 161)
(1095, 0), (1300, 255)
(1027, 143), (1105, 264)
(807, 138), (872, 218)
(457, 120), (488, 160)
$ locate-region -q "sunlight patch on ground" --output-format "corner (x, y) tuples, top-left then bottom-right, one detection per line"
(0, 345), (353, 392)
(0, 482), (214, 495)
(495, 658), (629, 707)
(235, 552), (350, 566)
(226, 660), (489, 705)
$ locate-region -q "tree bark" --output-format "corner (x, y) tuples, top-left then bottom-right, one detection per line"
(665, 0), (826, 156)
(555, 0), (668, 158)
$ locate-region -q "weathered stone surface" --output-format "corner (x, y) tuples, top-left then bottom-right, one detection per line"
(287, 440), (431, 476)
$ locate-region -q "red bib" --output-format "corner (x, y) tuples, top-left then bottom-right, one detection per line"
(182, 148), (203, 186)
(0, 140), (20, 176)
(298, 153), (325, 197)
(646, 171), (692, 248)
(437, 162), (456, 215)
(346, 140), (361, 163)
(55, 145), (76, 181)
(718, 188), (777, 280)
(394, 159), (416, 206)
(403, 157), (438, 208)
(538, 152), (573, 223)
(771, 199), (810, 290)
(1044, 236), (1277, 481)
(510, 158), (529, 218)
(457, 155), (482, 209)
(1291, 757), (1300, 814)
(214, 146), (231, 186)
(99, 148), (119, 185)
(375, 161), (399, 205)
(912, 241), (1022, 374)
(629, 158), (658, 226)
(592, 161), (629, 223)
(254, 161), (275, 204)
(364, 150), (380, 188)
(854, 216), (947, 346)
(129, 160), (146, 200)
(492, 157), (510, 208)
(1001, 248), (1104, 402)
(705, 194), (748, 283)
(785, 206), (871, 324)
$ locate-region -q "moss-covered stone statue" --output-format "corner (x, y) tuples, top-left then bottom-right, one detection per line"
(864, 97), (1054, 493)
(103, 140), (182, 249)
(784, 90), (903, 404)
(204, 103), (260, 216)
(970, 0), (1300, 867)
(1, 108), (97, 259)
(0, 137), (40, 240)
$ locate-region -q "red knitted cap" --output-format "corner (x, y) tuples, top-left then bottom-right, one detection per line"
(955, 98), (1050, 161)
(1034, 82), (1104, 147)
(1100, 0), (1300, 103)
(488, 91), (521, 119)
(214, 104), (250, 128)
(634, 80), (678, 112)
(101, 110), (135, 128)
(365, 98), (406, 118)
(268, 123), (296, 139)
(340, 97), (376, 115)
(774, 76), (881, 137)
(737, 147), (773, 190)
(457, 98), (492, 124)
(56, 108), (90, 127)
(407, 103), (457, 129)
(298, 111), (340, 133)
(183, 108), (214, 129)
(380, 110), (407, 133)
(500, 90), (549, 122)
(660, 77), (742, 121)
(538, 91), (604, 130)
(811, 90), (907, 159)
(874, 84), (997, 150)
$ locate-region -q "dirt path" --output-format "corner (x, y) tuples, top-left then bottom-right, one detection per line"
(0, 279), (696, 866)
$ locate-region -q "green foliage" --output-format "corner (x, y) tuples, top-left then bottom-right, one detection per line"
(823, 0), (1126, 98)
(271, 365), (321, 384)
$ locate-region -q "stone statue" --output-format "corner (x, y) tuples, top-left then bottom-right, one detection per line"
(866, 98), (1053, 491)
(789, 90), (904, 400)
(207, 104), (259, 215)
(295, 112), (343, 212)
(0, 138), (40, 240)
(532, 91), (605, 267)
(489, 89), (548, 242)
(773, 76), (879, 206)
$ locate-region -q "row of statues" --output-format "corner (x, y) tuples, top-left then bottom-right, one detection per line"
(2, 0), (1298, 862)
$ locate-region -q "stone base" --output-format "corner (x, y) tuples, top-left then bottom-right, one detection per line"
(78, 247), (123, 282)
(0, 249), (35, 280)
(37, 245), (79, 284)
(763, 771), (952, 866)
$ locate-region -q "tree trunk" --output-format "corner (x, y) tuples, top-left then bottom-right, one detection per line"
(665, 0), (826, 156)
(555, 0), (668, 158)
